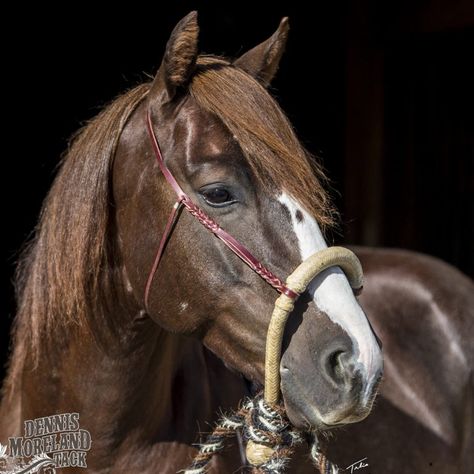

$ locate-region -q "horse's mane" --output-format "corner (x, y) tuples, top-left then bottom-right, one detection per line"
(5, 55), (335, 396)
(4, 84), (150, 395)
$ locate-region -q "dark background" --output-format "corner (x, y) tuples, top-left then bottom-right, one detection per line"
(2, 1), (473, 379)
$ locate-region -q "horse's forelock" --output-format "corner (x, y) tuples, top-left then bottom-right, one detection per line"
(190, 55), (337, 230)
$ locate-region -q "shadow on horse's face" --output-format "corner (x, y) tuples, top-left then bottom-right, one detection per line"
(112, 12), (383, 431)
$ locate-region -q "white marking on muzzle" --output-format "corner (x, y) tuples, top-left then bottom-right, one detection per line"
(278, 194), (382, 394)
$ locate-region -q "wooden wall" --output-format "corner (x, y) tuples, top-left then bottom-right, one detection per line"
(342, 0), (474, 276)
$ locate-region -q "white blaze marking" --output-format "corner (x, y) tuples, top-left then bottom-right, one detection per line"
(278, 194), (382, 390)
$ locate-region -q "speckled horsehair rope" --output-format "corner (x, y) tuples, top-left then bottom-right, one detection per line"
(310, 441), (339, 474)
(182, 393), (339, 474)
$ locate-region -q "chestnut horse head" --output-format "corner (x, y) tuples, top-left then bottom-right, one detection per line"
(115, 12), (382, 428)
(13, 12), (382, 434)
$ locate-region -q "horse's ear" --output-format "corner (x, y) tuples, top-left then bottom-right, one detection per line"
(234, 17), (289, 87)
(150, 11), (199, 102)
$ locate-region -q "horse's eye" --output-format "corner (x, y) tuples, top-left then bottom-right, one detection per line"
(200, 187), (235, 207)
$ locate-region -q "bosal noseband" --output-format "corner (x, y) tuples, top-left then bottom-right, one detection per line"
(144, 109), (364, 472)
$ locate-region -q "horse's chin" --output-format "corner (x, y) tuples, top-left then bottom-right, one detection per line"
(282, 377), (381, 431)
(240, 369), (381, 431)
(283, 397), (373, 431)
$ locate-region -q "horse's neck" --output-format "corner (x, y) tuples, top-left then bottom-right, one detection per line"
(17, 311), (245, 470)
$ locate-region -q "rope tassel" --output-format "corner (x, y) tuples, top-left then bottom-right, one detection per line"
(182, 394), (338, 474)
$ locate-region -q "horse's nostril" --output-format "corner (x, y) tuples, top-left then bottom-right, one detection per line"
(323, 346), (357, 388)
(327, 350), (346, 382)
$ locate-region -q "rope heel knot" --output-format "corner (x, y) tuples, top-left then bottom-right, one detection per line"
(183, 394), (339, 474)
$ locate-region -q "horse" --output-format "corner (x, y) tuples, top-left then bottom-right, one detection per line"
(0, 12), (471, 473)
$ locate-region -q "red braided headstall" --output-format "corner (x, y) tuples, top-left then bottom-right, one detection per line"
(144, 110), (299, 311)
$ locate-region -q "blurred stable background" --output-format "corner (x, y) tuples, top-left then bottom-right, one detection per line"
(1, 0), (473, 378)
